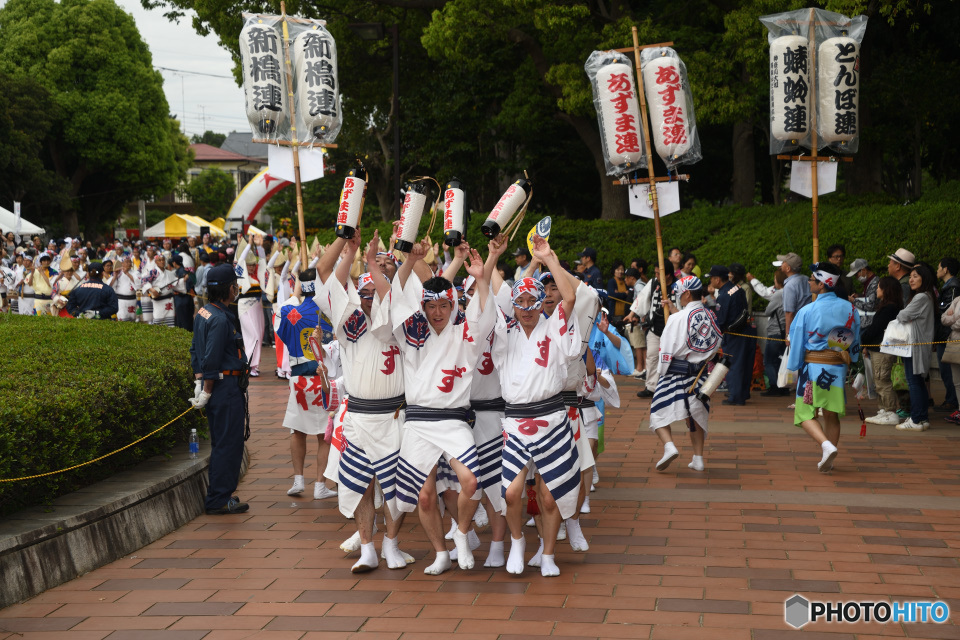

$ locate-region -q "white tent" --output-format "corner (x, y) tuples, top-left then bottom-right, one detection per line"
(0, 205), (45, 236)
(143, 213), (227, 238)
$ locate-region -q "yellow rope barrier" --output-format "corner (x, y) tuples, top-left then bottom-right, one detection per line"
(0, 406), (196, 483)
(724, 331), (960, 349)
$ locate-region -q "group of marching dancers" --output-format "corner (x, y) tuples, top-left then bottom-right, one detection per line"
(274, 230), (632, 577)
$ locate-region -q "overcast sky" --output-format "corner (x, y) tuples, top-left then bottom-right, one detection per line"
(115, 0), (251, 140)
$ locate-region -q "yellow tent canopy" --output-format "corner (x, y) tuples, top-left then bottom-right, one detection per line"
(210, 217), (226, 230)
(143, 214), (227, 239)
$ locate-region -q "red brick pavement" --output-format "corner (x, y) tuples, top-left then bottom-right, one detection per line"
(2, 349), (959, 639)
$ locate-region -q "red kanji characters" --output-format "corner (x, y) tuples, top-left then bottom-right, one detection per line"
(654, 66), (681, 85)
(610, 92), (633, 114)
(380, 345), (401, 375)
(615, 113), (636, 133)
(615, 133), (640, 154)
(438, 365), (467, 393)
(517, 418), (548, 436)
(535, 336), (551, 368)
(477, 352), (494, 376)
(606, 72), (631, 93)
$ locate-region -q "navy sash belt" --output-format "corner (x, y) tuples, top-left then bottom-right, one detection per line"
(505, 393), (565, 419)
(667, 358), (702, 376)
(347, 394), (406, 415)
(471, 398), (506, 413)
(405, 405), (470, 423)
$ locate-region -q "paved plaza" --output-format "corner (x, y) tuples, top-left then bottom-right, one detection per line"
(2, 350), (959, 639)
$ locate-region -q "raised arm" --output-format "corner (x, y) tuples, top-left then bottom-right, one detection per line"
(396, 238), (427, 288)
(486, 234), (508, 293)
(317, 237), (347, 284)
(532, 236), (575, 316)
(464, 248), (488, 311)
(334, 232), (361, 287)
(364, 230), (391, 301)
(442, 241), (470, 280)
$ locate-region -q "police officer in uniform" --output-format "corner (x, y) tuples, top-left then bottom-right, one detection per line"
(708, 264), (756, 406)
(65, 262), (119, 319)
(189, 264), (251, 515)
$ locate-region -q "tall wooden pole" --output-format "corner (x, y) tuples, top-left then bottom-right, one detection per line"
(280, 1), (308, 266)
(808, 7), (820, 264)
(631, 26), (670, 320)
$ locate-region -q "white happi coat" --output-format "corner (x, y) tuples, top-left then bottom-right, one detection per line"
(386, 277), (495, 512)
(493, 301), (583, 519)
(237, 256), (267, 372)
(562, 284), (601, 471)
(18, 268), (35, 315)
(649, 301), (722, 432)
(283, 341), (343, 436)
(317, 274), (404, 520)
(138, 259), (159, 322)
(143, 268), (184, 326)
(113, 271), (141, 322)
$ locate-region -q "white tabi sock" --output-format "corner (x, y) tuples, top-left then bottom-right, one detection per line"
(445, 518), (457, 540)
(473, 503), (489, 528)
(381, 535), (408, 569)
(506, 536), (526, 575)
(687, 455), (704, 471)
(351, 542), (378, 573)
(453, 529), (475, 570)
(287, 475), (305, 496)
(565, 518), (589, 552)
(424, 550), (452, 575)
(484, 540), (505, 568)
(657, 442), (679, 471)
(540, 553), (560, 577)
(557, 520), (567, 541)
(340, 530), (361, 553)
(528, 537), (544, 567)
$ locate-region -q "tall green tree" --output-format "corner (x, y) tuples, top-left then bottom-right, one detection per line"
(0, 0), (192, 237)
(185, 168), (237, 219)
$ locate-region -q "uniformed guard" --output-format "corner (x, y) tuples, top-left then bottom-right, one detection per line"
(189, 264), (251, 515)
(707, 264), (756, 406)
(65, 262), (119, 319)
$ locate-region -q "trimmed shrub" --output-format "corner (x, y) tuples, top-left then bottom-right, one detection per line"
(0, 315), (205, 517)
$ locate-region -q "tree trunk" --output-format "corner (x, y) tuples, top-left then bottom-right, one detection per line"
(731, 119), (755, 206)
(770, 154), (782, 205)
(558, 112), (629, 219)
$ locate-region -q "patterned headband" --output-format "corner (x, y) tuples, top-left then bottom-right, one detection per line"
(422, 286), (456, 304)
(512, 277), (545, 311)
(812, 269), (837, 287)
(376, 251), (400, 267)
(357, 272), (374, 299)
(300, 281), (316, 294)
(673, 275), (703, 295)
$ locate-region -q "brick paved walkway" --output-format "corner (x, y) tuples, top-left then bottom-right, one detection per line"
(2, 349), (959, 639)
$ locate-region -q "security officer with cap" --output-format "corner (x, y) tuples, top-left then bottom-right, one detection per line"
(66, 262), (119, 319)
(190, 263), (250, 514)
(708, 264), (756, 406)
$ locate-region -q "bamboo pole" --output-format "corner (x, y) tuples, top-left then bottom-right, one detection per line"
(279, 1), (308, 266)
(808, 7), (820, 264)
(631, 26), (670, 321)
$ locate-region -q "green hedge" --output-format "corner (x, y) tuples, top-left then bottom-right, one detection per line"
(0, 315), (205, 517)
(310, 180), (960, 285)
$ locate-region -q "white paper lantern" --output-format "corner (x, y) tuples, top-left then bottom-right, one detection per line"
(396, 184), (429, 252)
(294, 25), (340, 141)
(596, 62), (645, 170)
(335, 166), (366, 239)
(642, 55), (692, 164)
(770, 35), (810, 142)
(818, 37), (859, 145)
(481, 178), (532, 239)
(240, 21), (287, 135)
(443, 179), (465, 247)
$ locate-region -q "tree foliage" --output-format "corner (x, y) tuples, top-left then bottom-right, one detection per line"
(191, 130), (228, 147)
(0, 0), (192, 237)
(185, 167), (237, 219)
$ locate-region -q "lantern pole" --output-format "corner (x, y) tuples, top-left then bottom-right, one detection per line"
(808, 7), (820, 264)
(618, 29), (677, 320)
(278, 1), (309, 266)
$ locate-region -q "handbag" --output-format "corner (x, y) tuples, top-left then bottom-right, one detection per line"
(942, 341), (960, 365)
(880, 319), (912, 358)
(891, 357), (908, 391)
(777, 346), (796, 388)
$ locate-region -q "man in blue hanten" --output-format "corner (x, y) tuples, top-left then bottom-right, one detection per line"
(189, 263), (251, 514)
(787, 261), (860, 473)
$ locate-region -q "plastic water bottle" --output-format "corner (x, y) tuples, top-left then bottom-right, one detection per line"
(189, 429), (199, 459)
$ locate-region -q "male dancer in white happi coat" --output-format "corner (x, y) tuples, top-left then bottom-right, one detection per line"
(388, 238), (495, 574)
(316, 230), (409, 573)
(114, 256), (141, 322)
(494, 236), (582, 577)
(650, 275), (722, 472)
(236, 236), (267, 376)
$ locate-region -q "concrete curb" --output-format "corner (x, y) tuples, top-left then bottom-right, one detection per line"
(0, 443), (249, 608)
